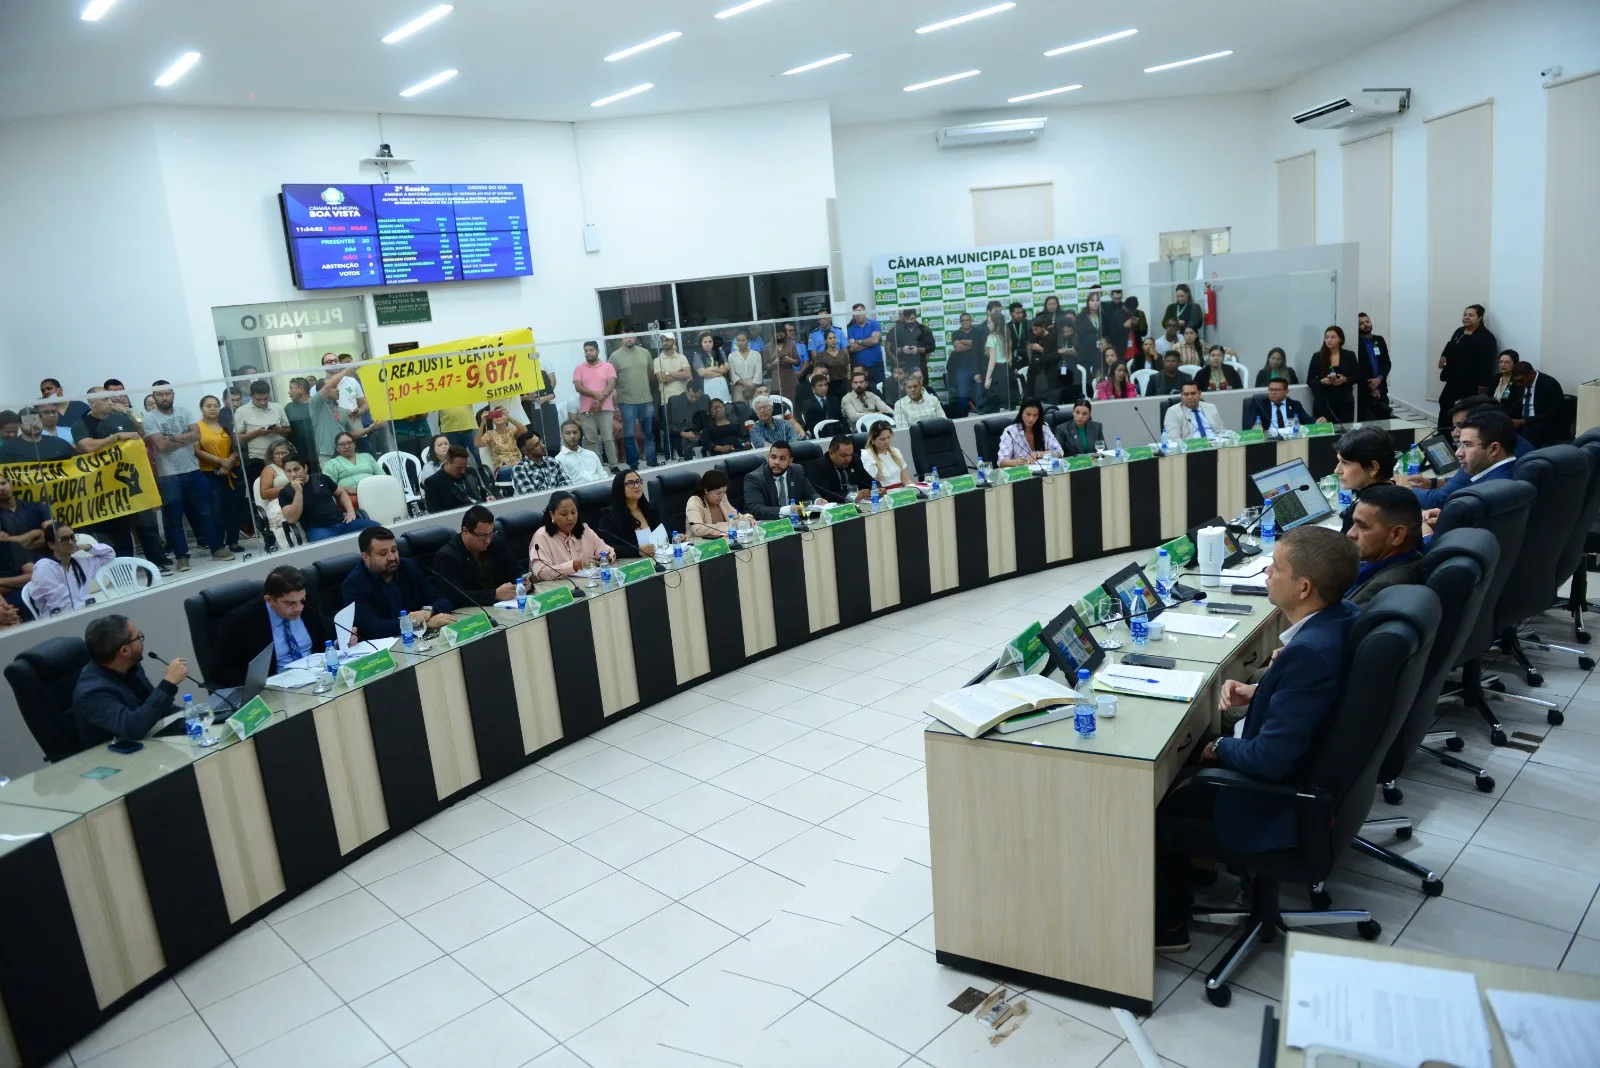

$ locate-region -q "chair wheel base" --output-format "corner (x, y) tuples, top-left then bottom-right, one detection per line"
(1382, 785), (1403, 805)
(1309, 888), (1332, 910)
(1576, 630), (1591, 645)
(1394, 825), (1412, 841)
(1422, 879), (1444, 897)
(1476, 775), (1496, 792)
(1580, 657), (1595, 670)
(1445, 736), (1465, 752)
(1548, 709), (1565, 726)
(1491, 728), (1508, 747)
(1356, 920), (1383, 940)
(1206, 984), (1232, 1007)
(1488, 679), (1507, 693)
(1527, 672), (1545, 687)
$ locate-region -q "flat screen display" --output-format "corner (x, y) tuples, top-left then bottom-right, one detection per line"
(1250, 458), (1333, 532)
(281, 182), (531, 290)
(1043, 604), (1104, 679)
(1102, 564), (1165, 621)
(1418, 431), (1460, 476)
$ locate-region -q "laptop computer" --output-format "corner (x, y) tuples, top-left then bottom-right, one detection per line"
(1249, 458), (1334, 533)
(216, 645), (273, 711)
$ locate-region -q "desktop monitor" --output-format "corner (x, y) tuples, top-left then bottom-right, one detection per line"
(1250, 458), (1333, 533)
(1042, 604), (1105, 680)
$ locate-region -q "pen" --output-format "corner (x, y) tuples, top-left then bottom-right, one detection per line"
(1104, 672), (1160, 685)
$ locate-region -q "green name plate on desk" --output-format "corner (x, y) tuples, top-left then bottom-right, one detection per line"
(824, 504), (859, 524)
(944, 474), (977, 493)
(1184, 437), (1214, 451)
(1302, 422), (1337, 437)
(1125, 445), (1155, 461)
(618, 558), (659, 583)
(442, 612), (494, 647)
(1066, 455), (1096, 472)
(1001, 621), (1048, 672)
(758, 519), (794, 540)
(1150, 535), (1196, 571)
(531, 587), (574, 614)
(227, 696), (274, 740)
(1001, 465), (1033, 482)
(1237, 429), (1266, 444)
(886, 487), (920, 507)
(1075, 586), (1115, 624)
(340, 649), (397, 687)
(695, 537), (731, 559)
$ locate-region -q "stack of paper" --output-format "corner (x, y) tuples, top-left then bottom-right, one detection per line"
(1092, 666), (1203, 701)
(1485, 989), (1600, 1068)
(265, 669), (320, 690)
(1158, 614), (1239, 639)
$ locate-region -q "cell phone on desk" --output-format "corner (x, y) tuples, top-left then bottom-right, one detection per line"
(1230, 585), (1269, 597)
(1206, 602), (1254, 615)
(107, 740), (143, 754)
(1121, 653), (1176, 670)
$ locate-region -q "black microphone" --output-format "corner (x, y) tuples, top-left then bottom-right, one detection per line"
(425, 566), (502, 629)
(147, 650), (239, 712)
(1132, 402), (1163, 447)
(531, 544), (588, 599)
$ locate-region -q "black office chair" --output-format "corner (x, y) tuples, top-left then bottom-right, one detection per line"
(790, 440), (823, 467)
(909, 417), (968, 480)
(1563, 430), (1600, 642)
(398, 525), (454, 575)
(1347, 529), (1500, 899)
(494, 510), (542, 567)
(1170, 586), (1439, 1007)
(310, 553), (362, 621)
(649, 468), (701, 538)
(1431, 479), (1538, 747)
(972, 415), (1014, 465)
(4, 636), (90, 762)
(183, 578), (265, 688)
(721, 452), (769, 513)
(1529, 431), (1600, 658)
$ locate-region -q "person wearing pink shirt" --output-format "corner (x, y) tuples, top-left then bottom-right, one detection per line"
(529, 491), (609, 579)
(571, 341), (619, 469)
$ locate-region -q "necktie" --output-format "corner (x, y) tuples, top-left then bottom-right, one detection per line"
(1193, 408), (1207, 437)
(1524, 384), (1534, 417)
(1275, 403), (1285, 429)
(777, 473), (788, 503)
(283, 618), (302, 661)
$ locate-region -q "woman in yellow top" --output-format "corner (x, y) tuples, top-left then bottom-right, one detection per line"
(323, 431), (382, 503)
(685, 469), (750, 539)
(195, 395), (246, 553)
(475, 406), (527, 479)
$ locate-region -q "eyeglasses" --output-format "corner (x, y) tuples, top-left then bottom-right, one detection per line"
(623, 478), (644, 487)
(466, 527), (495, 541)
(127, 631), (145, 646)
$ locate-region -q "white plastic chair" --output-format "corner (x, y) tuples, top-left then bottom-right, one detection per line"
(1179, 364), (1201, 377)
(1132, 368), (1158, 394)
(855, 413), (893, 435)
(812, 418), (842, 441)
(92, 557), (162, 601)
(379, 450), (425, 515)
(355, 474), (408, 524)
(767, 396), (794, 418)
(19, 581), (41, 619)
(1228, 358), (1251, 385)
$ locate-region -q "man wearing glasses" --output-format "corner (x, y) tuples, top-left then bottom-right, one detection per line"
(431, 505), (526, 606)
(73, 614), (189, 745)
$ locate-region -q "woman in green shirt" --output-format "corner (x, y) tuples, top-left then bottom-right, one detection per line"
(322, 431), (382, 498)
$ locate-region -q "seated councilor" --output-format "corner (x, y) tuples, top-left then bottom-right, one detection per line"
(341, 525), (457, 639)
(530, 491), (608, 579)
(743, 441), (819, 520)
(1154, 526), (1359, 952)
(73, 613), (189, 744)
(807, 434), (873, 503)
(212, 564), (339, 687)
(1345, 484), (1425, 607)
(686, 469), (750, 538)
(431, 504), (525, 606)
(596, 467), (663, 558)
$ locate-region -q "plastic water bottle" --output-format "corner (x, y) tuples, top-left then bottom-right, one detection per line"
(1290, 414), (1301, 438)
(1406, 446), (1422, 478)
(1253, 416), (1263, 433)
(929, 467), (941, 497)
(1073, 668), (1097, 737)
(1114, 434), (1124, 462)
(1159, 427), (1170, 455)
(325, 641), (341, 685)
(788, 500), (801, 531)
(870, 481), (881, 513)
(1337, 488), (1353, 509)
(1155, 548), (1173, 602)
(599, 549), (614, 588)
(1130, 587), (1150, 646)
(399, 613), (415, 652)
(1260, 514), (1277, 552)
(183, 694), (203, 744)
(514, 579), (527, 616)
(1050, 455), (1062, 474)
(672, 531), (685, 565)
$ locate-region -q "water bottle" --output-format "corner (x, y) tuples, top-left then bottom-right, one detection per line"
(1130, 587), (1150, 646)
(1406, 446), (1422, 478)
(870, 481), (881, 513)
(1114, 434), (1123, 462)
(929, 467), (941, 497)
(1290, 414), (1300, 438)
(1252, 416), (1263, 433)
(400, 613), (416, 652)
(672, 531), (685, 565)
(599, 547), (614, 588)
(514, 579), (527, 616)
(1073, 668), (1097, 737)
(1337, 487), (1353, 509)
(1050, 455), (1061, 474)
(183, 694), (203, 744)
(1260, 514), (1277, 552)
(788, 500), (801, 531)
(1155, 548), (1173, 602)
(325, 641), (341, 685)
(1160, 427), (1170, 455)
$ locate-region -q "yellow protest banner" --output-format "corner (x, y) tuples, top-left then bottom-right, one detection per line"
(358, 327), (541, 421)
(0, 440), (162, 526)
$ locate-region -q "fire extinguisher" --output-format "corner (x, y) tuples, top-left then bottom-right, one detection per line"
(1204, 284), (1218, 327)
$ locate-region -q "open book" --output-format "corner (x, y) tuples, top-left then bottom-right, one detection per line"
(926, 674), (1078, 738)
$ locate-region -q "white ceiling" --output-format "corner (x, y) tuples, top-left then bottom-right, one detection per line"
(0, 0), (1464, 126)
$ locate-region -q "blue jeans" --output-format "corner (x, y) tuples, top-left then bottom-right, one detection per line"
(619, 402), (658, 465)
(205, 469), (242, 548)
(443, 430), (477, 453)
(157, 470), (220, 558)
(307, 517), (382, 543)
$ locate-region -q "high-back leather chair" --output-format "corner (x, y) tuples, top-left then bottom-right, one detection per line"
(1562, 429), (1600, 643)
(909, 417), (968, 479)
(1171, 585), (1439, 1007)
(649, 468), (702, 538)
(183, 578), (264, 689)
(4, 636), (90, 762)
(972, 415), (1014, 465)
(494, 510), (543, 569)
(398, 525), (455, 575)
(573, 481), (612, 525)
(310, 553), (362, 621)
(721, 452), (769, 513)
(790, 440), (824, 467)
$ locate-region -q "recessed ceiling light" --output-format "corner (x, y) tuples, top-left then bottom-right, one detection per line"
(716, 0), (776, 17)
(904, 70), (981, 92)
(399, 69), (458, 97)
(1043, 28), (1137, 56)
(153, 52), (201, 88)
(382, 4), (454, 45)
(782, 53), (853, 76)
(592, 83), (654, 107)
(604, 32), (682, 62)
(80, 0), (120, 21)
(916, 3), (1014, 34)
(1007, 84), (1082, 102)
(1144, 50), (1233, 73)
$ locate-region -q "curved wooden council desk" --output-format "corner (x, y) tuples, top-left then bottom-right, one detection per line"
(0, 420), (1430, 1067)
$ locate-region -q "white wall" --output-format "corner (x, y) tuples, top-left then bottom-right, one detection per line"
(1266, 0), (1600, 406)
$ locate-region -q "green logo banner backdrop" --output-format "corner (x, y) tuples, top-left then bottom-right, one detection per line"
(870, 236), (1123, 394)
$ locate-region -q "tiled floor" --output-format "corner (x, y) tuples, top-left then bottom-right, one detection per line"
(59, 556), (1600, 1068)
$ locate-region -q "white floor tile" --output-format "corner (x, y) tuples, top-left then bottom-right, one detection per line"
(659, 737), (760, 780)
(451, 912), (590, 994)
(1138, 975), (1277, 1068)
(1443, 843), (1600, 932)
(821, 747), (923, 791)
(542, 872), (673, 943)
(550, 745), (652, 788)
(869, 685), (942, 719)
(505, 948), (652, 1042)
(349, 956), (494, 1049)
(307, 919), (442, 1001)
(873, 723), (932, 761)
(722, 912), (893, 996)
(624, 835), (746, 899)
(178, 924), (303, 1009)
(820, 707), (913, 744)
(918, 996), (1122, 1068)
(768, 729), (865, 772)
(71, 982), (194, 1064)
(694, 671), (765, 700)
(782, 859), (888, 925)
(1562, 935), (1600, 976)
(450, 818), (563, 878)
(813, 939), (977, 1053)
(1528, 728), (1600, 775)
(598, 903), (740, 984)
(763, 774), (872, 823)
(1503, 761), (1600, 816)
(1583, 888), (1600, 940)
(526, 1047), (590, 1067)
(721, 715), (815, 754)
(682, 862), (804, 934)
(675, 701), (762, 737)
(756, 825), (854, 883)
(769, 692), (861, 730)
(366, 852), (485, 917)
(697, 803), (811, 859)
(609, 722), (707, 763)
(477, 762), (547, 796)
(852, 859), (935, 935)
(571, 811), (687, 869)
(645, 781), (754, 833)
(495, 844), (615, 908)
(595, 762), (699, 809)
(232, 1007), (388, 1068)
(1336, 828), (1467, 893)
(77, 1014), (229, 1068)
(711, 754), (814, 801)
(198, 964), (342, 1059)
(567, 988), (707, 1068)
(262, 870), (360, 926)
(343, 830), (443, 885)
(415, 796), (519, 851)
(1395, 897), (1572, 969)
(406, 878), (534, 952)
(1471, 798), (1600, 875)
(642, 689), (722, 721)
(1383, 775), (1496, 843)
(593, 710), (671, 744)
(525, 790), (634, 841)
(396, 997), (557, 1068)
(746, 1000), (908, 1068)
(535, 735), (611, 770)
(485, 773), (590, 818)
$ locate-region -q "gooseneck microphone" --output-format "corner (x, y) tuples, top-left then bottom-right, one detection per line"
(531, 544), (588, 598)
(1133, 402), (1163, 448)
(425, 567), (502, 630)
(147, 650), (239, 713)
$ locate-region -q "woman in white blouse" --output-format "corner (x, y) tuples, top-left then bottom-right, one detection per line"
(859, 423), (911, 488)
(727, 331), (766, 406)
(29, 522), (115, 616)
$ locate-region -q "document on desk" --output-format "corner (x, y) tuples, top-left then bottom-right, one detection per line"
(335, 603), (357, 651)
(1484, 989), (1600, 1068)
(1285, 951), (1492, 1068)
(1157, 614), (1239, 639)
(265, 669), (320, 690)
(1092, 666), (1203, 701)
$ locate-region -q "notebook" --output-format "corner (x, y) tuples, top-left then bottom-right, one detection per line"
(926, 675), (1078, 738)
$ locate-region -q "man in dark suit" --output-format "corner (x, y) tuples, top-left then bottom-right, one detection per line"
(1243, 378), (1314, 433)
(1420, 409), (1520, 536)
(1355, 312), (1393, 420)
(341, 526), (458, 639)
(423, 446), (490, 514)
(430, 505), (525, 606)
(1160, 283), (1205, 335)
(796, 373), (841, 437)
(1153, 526), (1360, 951)
(212, 565), (336, 688)
(1345, 485), (1424, 607)
(1507, 361), (1564, 447)
(806, 434), (873, 504)
(743, 441), (819, 520)
(73, 613), (189, 745)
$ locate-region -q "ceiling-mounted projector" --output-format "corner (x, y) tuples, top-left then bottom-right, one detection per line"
(935, 117), (1047, 148)
(1292, 89), (1410, 130)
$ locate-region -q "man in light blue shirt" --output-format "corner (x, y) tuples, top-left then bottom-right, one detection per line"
(807, 312), (842, 357)
(845, 303), (885, 389)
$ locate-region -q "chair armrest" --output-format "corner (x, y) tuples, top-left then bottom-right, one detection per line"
(1171, 768), (1331, 804)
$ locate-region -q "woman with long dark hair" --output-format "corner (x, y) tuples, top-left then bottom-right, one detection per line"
(1309, 325), (1360, 423)
(1255, 347), (1299, 387)
(996, 399), (1062, 468)
(529, 491), (608, 578)
(597, 467), (663, 557)
(1333, 425), (1396, 532)
(685, 469), (748, 538)
(1095, 360), (1138, 400)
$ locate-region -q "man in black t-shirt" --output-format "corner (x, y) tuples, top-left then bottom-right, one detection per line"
(70, 388), (173, 571)
(276, 456), (381, 543)
(0, 408), (78, 463)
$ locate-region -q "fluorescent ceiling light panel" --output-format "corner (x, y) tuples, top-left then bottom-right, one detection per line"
(782, 53), (852, 75)
(916, 3), (1015, 34)
(1044, 28), (1137, 56)
(153, 52), (201, 87)
(1144, 50), (1233, 73)
(382, 4), (454, 44)
(904, 70), (981, 92)
(399, 68), (458, 96)
(592, 83), (654, 107)
(716, 0), (776, 17)
(80, 0), (120, 21)
(604, 31), (682, 62)
(1007, 84), (1082, 102)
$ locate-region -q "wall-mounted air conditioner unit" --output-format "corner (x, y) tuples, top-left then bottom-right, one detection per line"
(935, 117), (1046, 148)
(1292, 89), (1410, 130)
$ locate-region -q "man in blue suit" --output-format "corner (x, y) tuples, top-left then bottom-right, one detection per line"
(1154, 525), (1360, 952)
(1419, 409), (1519, 537)
(1243, 378), (1314, 434)
(1407, 396), (1532, 508)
